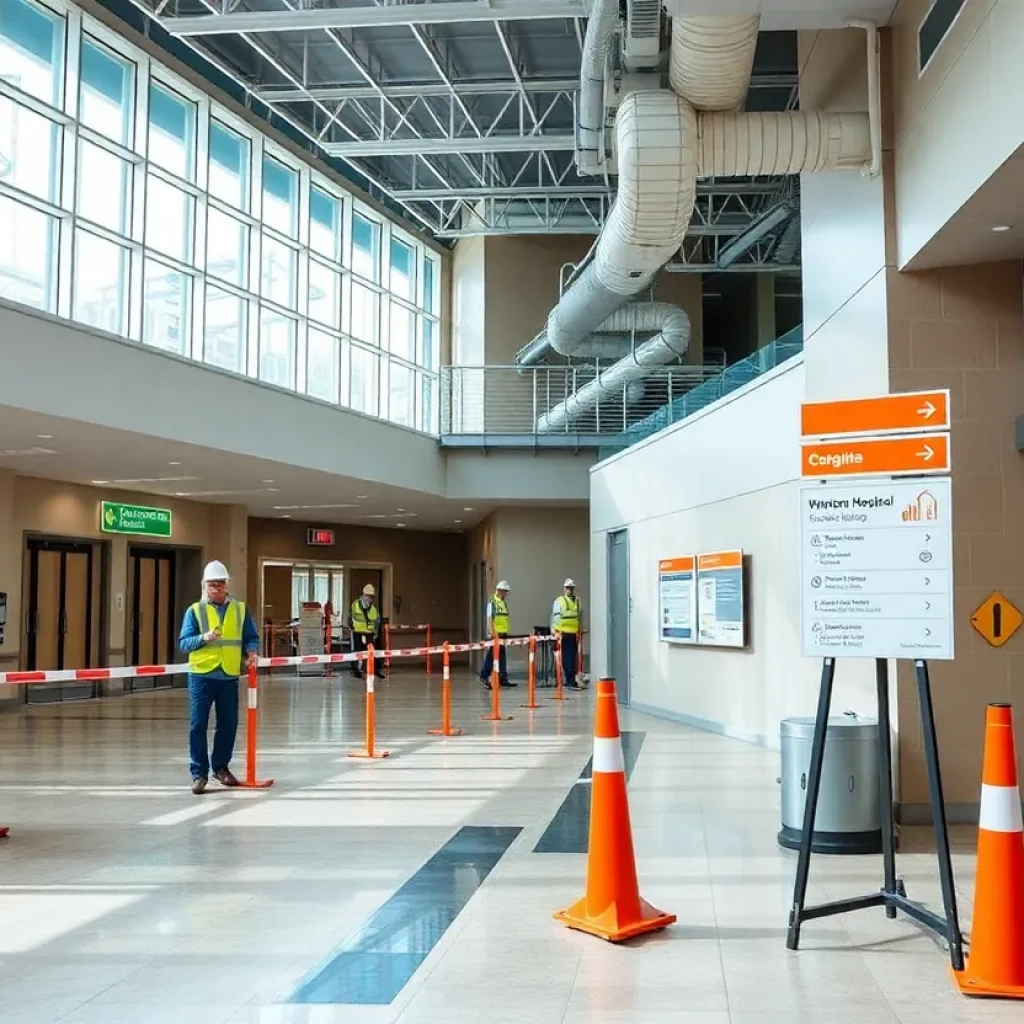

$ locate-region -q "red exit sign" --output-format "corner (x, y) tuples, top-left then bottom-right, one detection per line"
(306, 528), (335, 546)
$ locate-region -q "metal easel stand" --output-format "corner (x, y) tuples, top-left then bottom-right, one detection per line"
(786, 655), (965, 970)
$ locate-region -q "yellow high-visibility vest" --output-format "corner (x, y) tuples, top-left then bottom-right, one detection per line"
(556, 594), (580, 633)
(351, 599), (380, 635)
(491, 594), (509, 634)
(189, 600), (245, 677)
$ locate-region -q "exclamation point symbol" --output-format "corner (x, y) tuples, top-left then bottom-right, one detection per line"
(994, 602), (1003, 640)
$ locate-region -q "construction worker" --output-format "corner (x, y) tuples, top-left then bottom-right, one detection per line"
(178, 560), (259, 795)
(479, 580), (515, 689)
(350, 584), (385, 679)
(552, 577), (582, 690)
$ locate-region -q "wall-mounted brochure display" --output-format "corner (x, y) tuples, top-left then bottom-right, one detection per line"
(696, 550), (747, 648)
(658, 557), (697, 643)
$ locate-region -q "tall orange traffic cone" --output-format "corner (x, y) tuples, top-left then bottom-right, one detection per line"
(554, 678), (675, 942)
(955, 703), (1024, 998)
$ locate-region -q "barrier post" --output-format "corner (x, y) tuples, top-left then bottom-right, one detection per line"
(384, 622), (392, 674)
(240, 663), (274, 789)
(551, 634), (567, 701)
(428, 641), (463, 736)
(482, 633), (512, 721)
(348, 645), (390, 759)
(426, 624), (433, 676)
(522, 634), (541, 710)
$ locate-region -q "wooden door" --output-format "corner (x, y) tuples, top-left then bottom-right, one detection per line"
(62, 551), (90, 669)
(129, 549), (176, 686)
(33, 549), (61, 671)
(136, 556), (156, 664)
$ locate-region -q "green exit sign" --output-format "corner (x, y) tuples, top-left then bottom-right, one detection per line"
(100, 501), (173, 538)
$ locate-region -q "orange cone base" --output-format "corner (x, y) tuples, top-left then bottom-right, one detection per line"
(347, 750), (390, 759)
(954, 967), (1024, 1000)
(239, 779), (275, 789)
(427, 727), (463, 736)
(554, 896), (676, 943)
(481, 713), (513, 721)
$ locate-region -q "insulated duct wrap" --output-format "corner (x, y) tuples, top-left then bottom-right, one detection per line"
(537, 303), (691, 433)
(696, 111), (872, 177)
(668, 16), (760, 111)
(577, 0), (619, 175)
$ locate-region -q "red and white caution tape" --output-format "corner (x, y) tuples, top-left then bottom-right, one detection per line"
(0, 636), (555, 685)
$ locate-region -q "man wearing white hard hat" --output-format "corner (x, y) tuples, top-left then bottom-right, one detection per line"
(349, 583), (385, 680)
(178, 560), (259, 795)
(479, 580), (515, 690)
(552, 578), (583, 690)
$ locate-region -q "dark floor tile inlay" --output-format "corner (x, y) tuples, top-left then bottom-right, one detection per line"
(533, 731), (645, 853)
(289, 824), (521, 1005)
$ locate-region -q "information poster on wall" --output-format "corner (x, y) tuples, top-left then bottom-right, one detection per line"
(696, 550), (746, 648)
(658, 557), (697, 643)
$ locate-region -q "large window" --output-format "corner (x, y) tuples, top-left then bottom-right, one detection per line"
(0, 0), (442, 435)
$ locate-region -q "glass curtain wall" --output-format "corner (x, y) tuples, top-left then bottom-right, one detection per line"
(0, 0), (442, 433)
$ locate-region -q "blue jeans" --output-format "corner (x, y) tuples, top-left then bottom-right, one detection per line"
(188, 674), (239, 779)
(480, 634), (508, 684)
(560, 632), (578, 687)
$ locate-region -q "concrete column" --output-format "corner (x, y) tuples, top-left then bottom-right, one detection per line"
(211, 505), (249, 603)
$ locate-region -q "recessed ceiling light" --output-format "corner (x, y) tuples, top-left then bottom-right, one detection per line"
(454, 519), (462, 524)
(992, 224), (1012, 233)
(396, 522), (406, 528)
(169, 461), (181, 466)
(92, 480), (109, 486)
(37, 434), (53, 440)
(279, 514), (291, 519)
(262, 479), (274, 484)
(396, 508), (405, 512)
(463, 507), (474, 511)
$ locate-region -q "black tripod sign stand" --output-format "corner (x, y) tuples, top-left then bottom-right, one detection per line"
(786, 654), (965, 970)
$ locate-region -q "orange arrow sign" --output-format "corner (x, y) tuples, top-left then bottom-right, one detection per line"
(801, 390), (950, 438)
(801, 433), (951, 478)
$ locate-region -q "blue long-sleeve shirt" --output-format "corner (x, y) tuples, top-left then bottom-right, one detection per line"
(179, 598), (260, 680)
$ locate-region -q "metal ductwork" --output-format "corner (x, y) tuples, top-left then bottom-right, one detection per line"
(537, 302), (691, 432)
(577, 0), (619, 175)
(668, 16), (760, 111)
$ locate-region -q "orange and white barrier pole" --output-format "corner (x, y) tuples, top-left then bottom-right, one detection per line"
(240, 664), (274, 789)
(428, 641), (462, 737)
(482, 633), (511, 722)
(348, 645), (389, 759)
(384, 622), (392, 674)
(955, 702), (1024, 998)
(426, 624), (433, 676)
(522, 633), (541, 710)
(551, 634), (566, 701)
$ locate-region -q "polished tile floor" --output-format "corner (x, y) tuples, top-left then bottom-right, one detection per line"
(0, 664), (1008, 1023)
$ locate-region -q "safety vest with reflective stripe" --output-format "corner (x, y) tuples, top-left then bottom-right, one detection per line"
(556, 594), (580, 633)
(189, 600), (245, 677)
(351, 599), (380, 635)
(491, 594), (509, 634)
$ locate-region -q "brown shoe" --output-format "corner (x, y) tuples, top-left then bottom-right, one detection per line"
(214, 768), (240, 788)
(191, 776), (208, 795)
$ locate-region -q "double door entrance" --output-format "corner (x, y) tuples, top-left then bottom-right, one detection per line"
(25, 539), (102, 702)
(127, 547), (177, 691)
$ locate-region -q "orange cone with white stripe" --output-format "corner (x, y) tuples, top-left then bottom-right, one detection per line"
(955, 703), (1024, 998)
(554, 678), (675, 942)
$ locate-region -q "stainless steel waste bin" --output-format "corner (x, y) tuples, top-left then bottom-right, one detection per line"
(778, 712), (882, 855)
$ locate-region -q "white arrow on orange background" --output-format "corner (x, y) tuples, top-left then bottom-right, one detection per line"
(918, 400), (937, 419)
(917, 444), (935, 461)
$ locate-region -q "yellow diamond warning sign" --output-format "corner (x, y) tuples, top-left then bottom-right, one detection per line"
(971, 593), (1024, 648)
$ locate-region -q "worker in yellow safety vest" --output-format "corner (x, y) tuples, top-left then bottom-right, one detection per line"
(349, 583), (385, 680)
(479, 581), (515, 690)
(552, 577), (582, 690)
(178, 559), (260, 795)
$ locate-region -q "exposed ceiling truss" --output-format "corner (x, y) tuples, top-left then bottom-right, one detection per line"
(126, 0), (802, 262)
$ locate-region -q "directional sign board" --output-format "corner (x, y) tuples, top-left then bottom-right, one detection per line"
(801, 433), (950, 479)
(801, 389), (950, 439)
(800, 476), (954, 660)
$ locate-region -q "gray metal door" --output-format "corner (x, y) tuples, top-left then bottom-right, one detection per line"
(608, 530), (630, 706)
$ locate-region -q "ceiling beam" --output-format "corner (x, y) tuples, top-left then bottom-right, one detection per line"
(391, 181), (785, 201)
(161, 0), (586, 36)
(323, 135), (576, 156)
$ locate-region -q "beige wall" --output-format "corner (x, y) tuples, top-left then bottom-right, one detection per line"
(0, 474), (222, 675)
(247, 518), (469, 634)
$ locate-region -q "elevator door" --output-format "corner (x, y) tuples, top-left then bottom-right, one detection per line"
(129, 548), (176, 691)
(608, 530), (630, 707)
(26, 539), (97, 702)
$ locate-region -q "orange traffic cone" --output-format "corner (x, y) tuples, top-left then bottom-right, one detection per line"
(955, 702), (1024, 998)
(554, 678), (675, 942)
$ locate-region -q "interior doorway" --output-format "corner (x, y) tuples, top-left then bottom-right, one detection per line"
(127, 546), (177, 690)
(24, 537), (105, 702)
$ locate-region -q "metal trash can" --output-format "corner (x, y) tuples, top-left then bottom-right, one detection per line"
(778, 712), (882, 855)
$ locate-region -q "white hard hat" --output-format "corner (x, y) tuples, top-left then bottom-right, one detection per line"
(202, 560), (230, 582)
(564, 578), (576, 588)
(496, 580), (510, 591)
(362, 584), (376, 597)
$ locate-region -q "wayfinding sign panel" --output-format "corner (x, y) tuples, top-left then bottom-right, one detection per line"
(800, 477), (954, 661)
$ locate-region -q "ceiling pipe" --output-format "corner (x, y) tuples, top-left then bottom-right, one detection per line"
(668, 16), (760, 111)
(577, 0), (620, 176)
